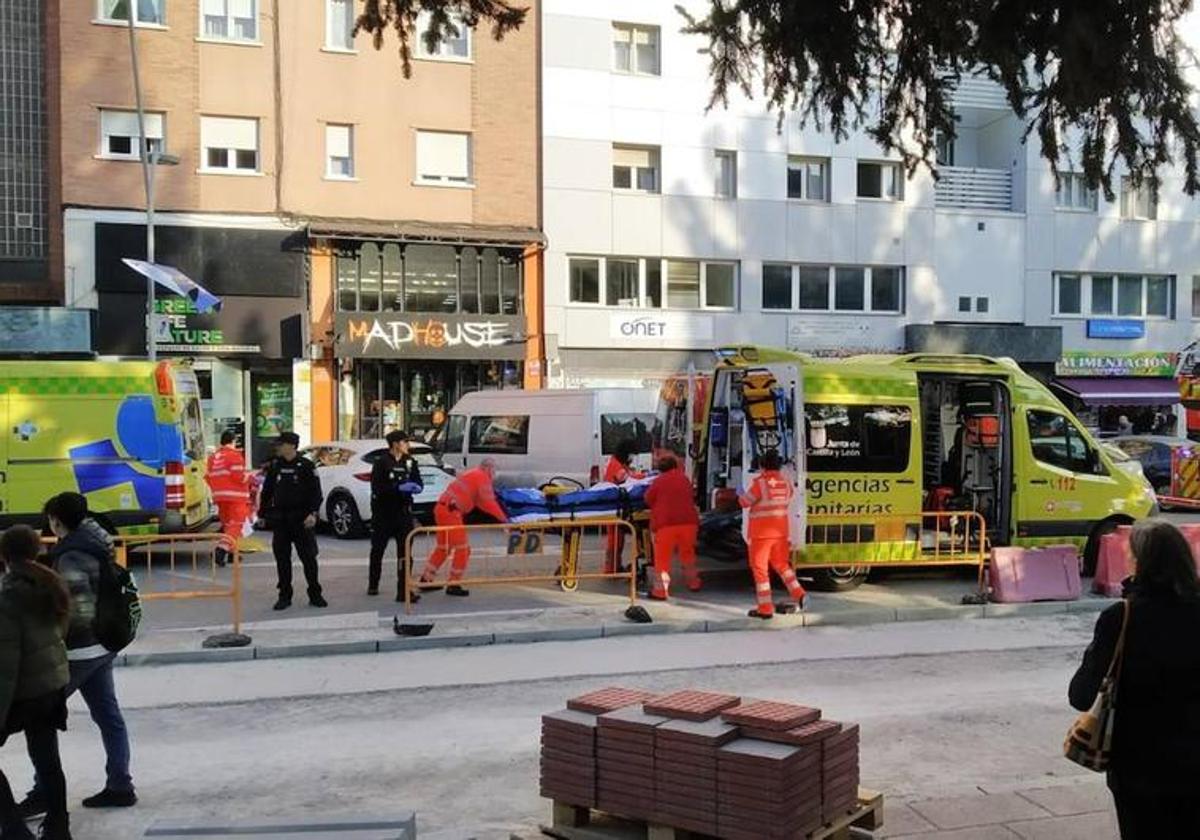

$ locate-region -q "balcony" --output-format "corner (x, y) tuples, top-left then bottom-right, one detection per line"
(946, 71), (1010, 111)
(935, 166), (1013, 211)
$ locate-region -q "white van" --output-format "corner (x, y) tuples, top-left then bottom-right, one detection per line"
(438, 389), (659, 488)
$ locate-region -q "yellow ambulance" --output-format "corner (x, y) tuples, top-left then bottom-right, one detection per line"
(688, 347), (1155, 590)
(0, 360), (211, 534)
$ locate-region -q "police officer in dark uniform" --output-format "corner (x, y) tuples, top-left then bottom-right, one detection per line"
(258, 431), (327, 610)
(368, 429), (424, 600)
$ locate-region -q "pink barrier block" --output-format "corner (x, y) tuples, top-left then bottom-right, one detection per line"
(1094, 532), (1132, 598)
(990, 545), (1082, 603)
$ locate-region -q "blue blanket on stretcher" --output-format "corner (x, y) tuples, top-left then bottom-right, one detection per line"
(496, 477), (655, 523)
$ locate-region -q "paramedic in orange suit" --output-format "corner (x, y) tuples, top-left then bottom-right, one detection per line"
(739, 449), (807, 619)
(418, 458), (508, 597)
(205, 430), (249, 568)
(643, 455), (701, 600)
(603, 440), (644, 573)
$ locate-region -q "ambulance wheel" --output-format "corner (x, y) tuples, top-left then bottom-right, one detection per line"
(327, 493), (365, 539)
(1083, 517), (1129, 578)
(809, 566), (868, 592)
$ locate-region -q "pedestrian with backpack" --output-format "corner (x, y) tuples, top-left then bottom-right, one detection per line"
(20, 493), (136, 819)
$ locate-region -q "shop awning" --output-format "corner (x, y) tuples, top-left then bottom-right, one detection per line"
(1052, 377), (1181, 406)
(306, 218), (546, 248)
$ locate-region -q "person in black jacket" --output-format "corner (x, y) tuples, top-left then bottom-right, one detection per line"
(1069, 518), (1200, 839)
(368, 430), (423, 599)
(258, 432), (326, 611)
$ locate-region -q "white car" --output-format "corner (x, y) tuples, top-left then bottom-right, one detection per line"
(301, 440), (455, 539)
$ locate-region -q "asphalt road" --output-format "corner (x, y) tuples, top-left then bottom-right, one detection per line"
(0, 613), (1113, 839)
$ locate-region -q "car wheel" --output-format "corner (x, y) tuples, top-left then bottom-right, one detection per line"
(327, 493), (365, 539)
(808, 566), (869, 592)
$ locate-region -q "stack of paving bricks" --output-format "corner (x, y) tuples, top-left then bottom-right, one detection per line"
(540, 687), (863, 839)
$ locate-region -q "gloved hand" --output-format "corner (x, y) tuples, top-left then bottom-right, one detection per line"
(396, 482), (422, 494)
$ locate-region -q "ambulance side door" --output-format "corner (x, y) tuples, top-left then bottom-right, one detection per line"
(737, 363), (805, 546)
(0, 394), (7, 514)
(1017, 408), (1117, 541)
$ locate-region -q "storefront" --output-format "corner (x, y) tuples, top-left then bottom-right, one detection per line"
(91, 221), (307, 464)
(309, 223), (544, 442)
(1051, 351), (1183, 437)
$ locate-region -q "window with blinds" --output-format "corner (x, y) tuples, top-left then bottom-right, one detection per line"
(612, 145), (659, 192)
(201, 0), (257, 41)
(200, 116), (259, 172)
(325, 124), (354, 179)
(415, 131), (471, 184)
(99, 109), (164, 159)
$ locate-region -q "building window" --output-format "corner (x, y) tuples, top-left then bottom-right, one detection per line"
(569, 257), (737, 309)
(704, 263), (737, 308)
(1056, 172), (1098, 211)
(98, 0), (164, 25)
(935, 131), (955, 167)
(797, 266), (829, 310)
(326, 0), (354, 50)
(569, 258), (600, 304)
(762, 264), (793, 310)
(715, 150), (737, 199)
(200, 116), (258, 172)
(787, 156), (828, 201)
(958, 296), (971, 313)
(99, 109), (164, 159)
(1193, 277), (1200, 319)
(201, 0), (256, 41)
(1054, 274), (1082, 315)
(325, 124), (354, 179)
(857, 161), (903, 200)
(612, 145), (659, 192)
(415, 130), (471, 185)
(612, 23), (659, 75)
(976, 297), (989, 313)
(337, 243), (520, 315)
(415, 11), (470, 60)
(835, 267), (866, 311)
(1121, 177), (1156, 220)
(871, 266), (903, 312)
(607, 258), (640, 307)
(1055, 272), (1175, 318)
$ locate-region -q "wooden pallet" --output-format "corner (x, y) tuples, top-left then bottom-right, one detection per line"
(538, 789), (883, 840)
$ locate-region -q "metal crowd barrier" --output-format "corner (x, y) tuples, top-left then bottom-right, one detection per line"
(799, 509), (990, 588)
(40, 532), (245, 638)
(402, 519), (639, 614)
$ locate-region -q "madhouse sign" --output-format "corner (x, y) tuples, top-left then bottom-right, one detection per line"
(335, 312), (526, 360)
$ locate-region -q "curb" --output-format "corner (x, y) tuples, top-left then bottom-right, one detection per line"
(114, 597), (1112, 669)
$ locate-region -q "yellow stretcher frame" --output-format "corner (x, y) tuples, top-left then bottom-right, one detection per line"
(402, 519), (639, 615)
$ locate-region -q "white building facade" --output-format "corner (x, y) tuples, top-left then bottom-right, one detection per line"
(542, 0), (1200, 432)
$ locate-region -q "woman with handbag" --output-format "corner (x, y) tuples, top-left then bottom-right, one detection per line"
(1068, 519), (1200, 838)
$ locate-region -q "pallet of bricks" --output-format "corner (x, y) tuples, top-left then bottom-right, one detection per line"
(538, 687), (883, 840)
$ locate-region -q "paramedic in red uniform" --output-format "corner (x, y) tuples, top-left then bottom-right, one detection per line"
(418, 458), (508, 596)
(644, 455), (701, 600)
(603, 440), (644, 573)
(205, 430), (249, 568)
(739, 449), (807, 618)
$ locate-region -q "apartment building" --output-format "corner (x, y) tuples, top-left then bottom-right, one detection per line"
(541, 0), (1200, 435)
(53, 0), (540, 458)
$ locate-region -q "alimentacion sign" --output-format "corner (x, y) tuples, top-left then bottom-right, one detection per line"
(1056, 351), (1178, 378)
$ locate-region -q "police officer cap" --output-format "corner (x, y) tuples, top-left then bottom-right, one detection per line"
(385, 429), (409, 445)
(277, 431), (301, 446)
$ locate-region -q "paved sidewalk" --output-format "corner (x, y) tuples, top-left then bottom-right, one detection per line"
(882, 777), (1116, 838)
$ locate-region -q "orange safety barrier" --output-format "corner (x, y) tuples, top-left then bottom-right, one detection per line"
(40, 533), (245, 638)
(402, 519), (639, 614)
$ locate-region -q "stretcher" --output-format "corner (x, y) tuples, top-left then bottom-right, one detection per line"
(497, 480), (656, 592)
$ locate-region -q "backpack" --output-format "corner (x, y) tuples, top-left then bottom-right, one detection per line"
(93, 556), (142, 653)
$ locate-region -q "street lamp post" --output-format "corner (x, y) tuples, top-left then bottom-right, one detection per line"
(125, 4), (178, 360)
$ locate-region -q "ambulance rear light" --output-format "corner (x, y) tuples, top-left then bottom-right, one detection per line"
(164, 461), (186, 510)
(154, 362), (176, 396)
(589, 465), (600, 486)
